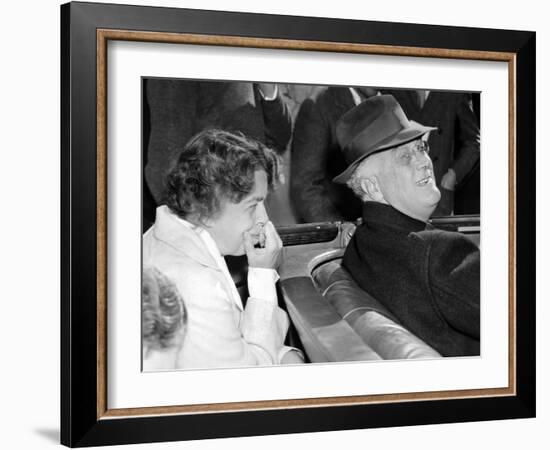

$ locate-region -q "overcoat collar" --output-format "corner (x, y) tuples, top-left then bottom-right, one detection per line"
(361, 202), (432, 233)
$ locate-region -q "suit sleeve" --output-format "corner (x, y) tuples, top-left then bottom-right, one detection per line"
(290, 97), (344, 222)
(427, 233), (480, 339)
(450, 94), (480, 185)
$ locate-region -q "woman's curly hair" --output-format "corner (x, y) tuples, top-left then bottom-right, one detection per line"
(164, 129), (283, 222)
(142, 267), (187, 353)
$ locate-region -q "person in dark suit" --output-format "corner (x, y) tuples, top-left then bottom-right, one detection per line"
(335, 95), (480, 357)
(290, 86), (479, 222)
(290, 86), (371, 222)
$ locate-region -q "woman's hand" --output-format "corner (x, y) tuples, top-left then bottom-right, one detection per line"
(244, 221), (282, 269)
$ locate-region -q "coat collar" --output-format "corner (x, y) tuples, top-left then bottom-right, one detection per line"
(152, 205), (220, 271)
(361, 202), (432, 233)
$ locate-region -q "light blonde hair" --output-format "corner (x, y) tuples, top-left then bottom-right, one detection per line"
(142, 267), (187, 354)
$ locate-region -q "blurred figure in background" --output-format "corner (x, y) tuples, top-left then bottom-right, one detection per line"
(143, 80), (292, 229)
(290, 86), (377, 222)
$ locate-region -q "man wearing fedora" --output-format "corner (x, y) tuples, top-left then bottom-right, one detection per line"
(290, 86), (479, 223)
(335, 95), (480, 357)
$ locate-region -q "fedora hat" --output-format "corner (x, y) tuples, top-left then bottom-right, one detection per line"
(333, 94), (437, 184)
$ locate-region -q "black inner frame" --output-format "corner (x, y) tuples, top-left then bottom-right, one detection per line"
(61, 2), (536, 447)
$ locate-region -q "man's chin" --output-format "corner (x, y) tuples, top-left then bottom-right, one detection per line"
(426, 190), (443, 216)
(426, 185), (441, 203)
(417, 187), (441, 217)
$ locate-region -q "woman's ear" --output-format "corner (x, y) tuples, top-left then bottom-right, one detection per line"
(188, 213), (212, 230)
(200, 216), (212, 228)
(360, 176), (385, 202)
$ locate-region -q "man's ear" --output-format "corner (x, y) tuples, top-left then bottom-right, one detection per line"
(360, 176), (385, 202)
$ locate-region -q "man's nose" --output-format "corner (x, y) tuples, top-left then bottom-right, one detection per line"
(414, 151), (432, 170)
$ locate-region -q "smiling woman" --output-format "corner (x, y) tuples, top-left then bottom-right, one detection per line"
(206, 170), (269, 256)
(163, 129), (279, 256)
(143, 128), (304, 369)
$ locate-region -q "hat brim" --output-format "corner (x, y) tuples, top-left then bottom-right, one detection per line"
(333, 123), (437, 184)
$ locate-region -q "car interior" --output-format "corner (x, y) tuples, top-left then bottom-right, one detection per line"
(226, 215), (480, 363)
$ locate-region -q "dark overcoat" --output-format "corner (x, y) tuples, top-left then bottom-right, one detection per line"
(343, 202), (480, 356)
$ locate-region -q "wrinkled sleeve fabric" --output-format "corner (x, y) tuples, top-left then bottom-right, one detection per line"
(450, 94), (480, 185)
(247, 267), (304, 364)
(240, 298), (289, 364)
(168, 266), (281, 368)
(247, 267), (280, 304)
(427, 232), (480, 339)
(291, 97), (344, 222)
(242, 267), (289, 362)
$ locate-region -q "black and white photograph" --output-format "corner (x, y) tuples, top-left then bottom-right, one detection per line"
(141, 78), (481, 371)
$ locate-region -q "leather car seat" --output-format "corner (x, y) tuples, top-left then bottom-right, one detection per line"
(313, 259), (441, 359)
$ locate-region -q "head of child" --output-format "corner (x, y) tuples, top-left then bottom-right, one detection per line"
(142, 267), (187, 371)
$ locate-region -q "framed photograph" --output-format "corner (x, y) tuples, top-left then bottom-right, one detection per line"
(61, 1), (535, 447)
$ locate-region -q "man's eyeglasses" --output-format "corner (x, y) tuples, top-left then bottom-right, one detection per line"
(395, 139), (430, 166)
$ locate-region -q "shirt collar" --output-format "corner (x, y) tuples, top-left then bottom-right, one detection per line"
(152, 206), (219, 270)
(174, 213), (244, 311)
